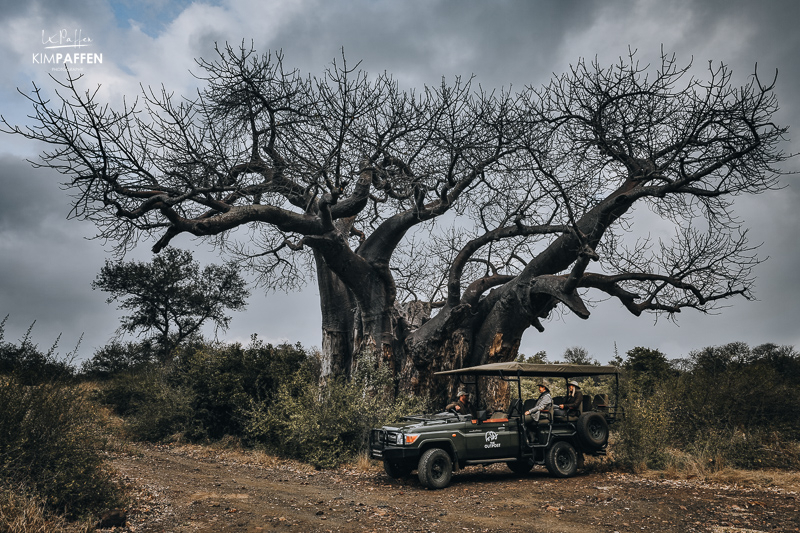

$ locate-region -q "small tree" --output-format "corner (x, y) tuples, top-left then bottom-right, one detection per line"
(80, 339), (155, 378)
(92, 248), (249, 359)
(622, 346), (673, 394)
(562, 346), (596, 365)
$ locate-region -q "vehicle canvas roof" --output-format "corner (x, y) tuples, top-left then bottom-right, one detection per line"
(434, 361), (619, 378)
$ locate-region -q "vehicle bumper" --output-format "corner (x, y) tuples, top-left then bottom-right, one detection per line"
(369, 429), (421, 463)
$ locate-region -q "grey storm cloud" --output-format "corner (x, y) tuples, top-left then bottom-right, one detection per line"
(1, 0), (798, 363)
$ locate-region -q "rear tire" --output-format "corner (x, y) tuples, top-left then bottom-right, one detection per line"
(506, 460), (533, 475)
(545, 440), (578, 478)
(576, 412), (609, 449)
(417, 448), (453, 489)
(383, 460), (412, 479)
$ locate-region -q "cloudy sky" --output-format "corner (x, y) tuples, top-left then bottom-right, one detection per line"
(1, 0), (798, 365)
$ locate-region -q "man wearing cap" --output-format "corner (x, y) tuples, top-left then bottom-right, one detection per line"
(558, 380), (584, 416)
(446, 389), (475, 417)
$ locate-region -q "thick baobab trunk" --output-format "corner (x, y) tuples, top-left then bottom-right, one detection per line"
(315, 251), (355, 379)
(349, 269), (408, 381)
(397, 277), (573, 408)
(316, 256), (478, 405)
(397, 293), (530, 408)
(316, 249), (407, 384)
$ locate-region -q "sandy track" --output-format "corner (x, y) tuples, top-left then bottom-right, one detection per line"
(107, 443), (799, 533)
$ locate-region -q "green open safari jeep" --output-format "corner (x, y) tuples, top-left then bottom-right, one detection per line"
(369, 362), (621, 489)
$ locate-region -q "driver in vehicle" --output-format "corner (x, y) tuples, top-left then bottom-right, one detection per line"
(446, 389), (475, 418)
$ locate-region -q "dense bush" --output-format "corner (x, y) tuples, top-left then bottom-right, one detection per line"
(80, 339), (156, 379)
(120, 367), (196, 442)
(174, 338), (315, 440)
(613, 389), (674, 471)
(0, 317), (74, 384)
(613, 342), (800, 472)
(0, 318), (122, 521)
(0, 377), (122, 519)
(94, 337), (426, 467)
(89, 333), (800, 473)
(96, 338), (316, 442)
(244, 353), (428, 468)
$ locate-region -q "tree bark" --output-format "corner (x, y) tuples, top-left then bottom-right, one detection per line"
(315, 250), (355, 380)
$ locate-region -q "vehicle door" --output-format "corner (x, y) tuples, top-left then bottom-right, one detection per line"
(464, 415), (520, 459)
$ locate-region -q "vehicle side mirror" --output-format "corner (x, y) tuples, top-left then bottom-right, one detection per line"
(476, 410), (488, 423)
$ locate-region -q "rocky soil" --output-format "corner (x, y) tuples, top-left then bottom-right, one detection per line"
(106, 443), (799, 533)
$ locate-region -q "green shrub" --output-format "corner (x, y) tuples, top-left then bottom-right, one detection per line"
(615, 342), (800, 473)
(244, 353), (428, 468)
(80, 339), (155, 379)
(0, 377), (123, 519)
(124, 369), (196, 442)
(174, 339), (315, 440)
(95, 337), (427, 466)
(0, 318), (74, 385)
(94, 338), (319, 442)
(680, 428), (800, 471)
(673, 343), (800, 445)
(613, 389), (674, 471)
(96, 366), (194, 441)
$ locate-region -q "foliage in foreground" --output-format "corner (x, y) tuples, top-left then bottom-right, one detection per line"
(244, 352), (427, 468)
(0, 321), (122, 521)
(0, 317), (74, 385)
(0, 378), (122, 519)
(0, 485), (92, 533)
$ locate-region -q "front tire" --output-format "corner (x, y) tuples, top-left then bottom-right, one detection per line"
(545, 440), (578, 478)
(417, 448), (453, 489)
(384, 460), (413, 479)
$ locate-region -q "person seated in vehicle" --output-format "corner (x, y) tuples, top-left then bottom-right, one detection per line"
(524, 381), (552, 423)
(553, 380), (583, 419)
(523, 381), (552, 444)
(446, 389), (475, 418)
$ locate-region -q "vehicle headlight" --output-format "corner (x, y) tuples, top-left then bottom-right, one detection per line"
(390, 432), (404, 445)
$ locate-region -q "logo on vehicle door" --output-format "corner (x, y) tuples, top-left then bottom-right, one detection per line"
(484, 431), (500, 449)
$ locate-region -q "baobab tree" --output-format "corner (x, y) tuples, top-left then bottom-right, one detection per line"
(2, 46), (790, 400)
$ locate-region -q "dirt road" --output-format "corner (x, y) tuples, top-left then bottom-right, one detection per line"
(108, 443), (799, 533)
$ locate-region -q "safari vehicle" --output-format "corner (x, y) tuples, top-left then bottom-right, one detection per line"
(369, 362), (621, 489)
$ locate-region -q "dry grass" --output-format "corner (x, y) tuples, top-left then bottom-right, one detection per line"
(643, 464), (800, 492)
(703, 467), (800, 491)
(634, 446), (799, 492)
(141, 441), (317, 472)
(144, 440), (385, 474)
(350, 452), (381, 473)
(0, 488), (93, 533)
(711, 526), (764, 533)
